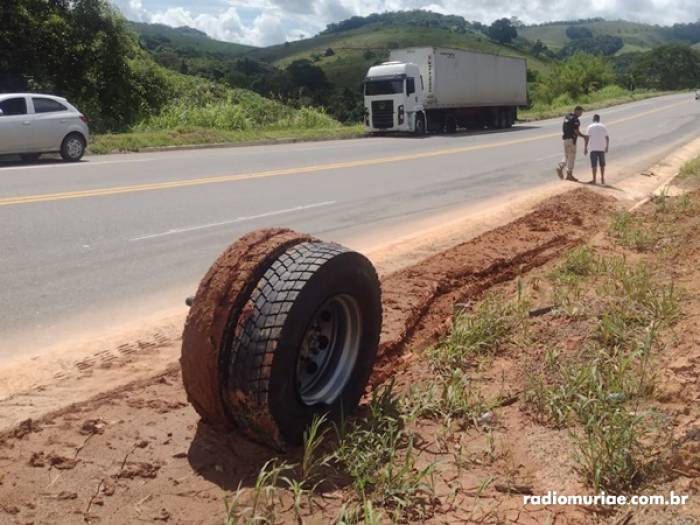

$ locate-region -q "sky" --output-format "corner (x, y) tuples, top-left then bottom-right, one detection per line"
(110, 0), (700, 47)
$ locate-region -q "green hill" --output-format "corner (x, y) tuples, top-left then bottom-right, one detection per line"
(131, 18), (553, 92)
(519, 20), (671, 54)
(129, 22), (255, 76)
(249, 23), (554, 89)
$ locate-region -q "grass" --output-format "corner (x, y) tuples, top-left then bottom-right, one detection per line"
(88, 72), (362, 154)
(525, 225), (682, 492)
(224, 459), (292, 525)
(332, 383), (436, 522)
(427, 293), (521, 375)
(89, 125), (364, 153)
(520, 86), (669, 121)
(518, 20), (671, 53)
(403, 369), (487, 429)
(608, 211), (660, 252)
(679, 154), (700, 179)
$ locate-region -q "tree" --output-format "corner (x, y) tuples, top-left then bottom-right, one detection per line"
(532, 39), (547, 57)
(286, 59), (330, 94)
(633, 44), (700, 90)
(565, 25), (593, 40)
(559, 35), (624, 58)
(0, 0), (171, 131)
(487, 18), (517, 44)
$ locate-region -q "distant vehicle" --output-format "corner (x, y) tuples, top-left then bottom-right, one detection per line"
(0, 93), (89, 162)
(696, 90), (700, 100)
(363, 47), (528, 134)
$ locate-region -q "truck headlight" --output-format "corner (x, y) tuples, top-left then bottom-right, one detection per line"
(398, 105), (405, 124)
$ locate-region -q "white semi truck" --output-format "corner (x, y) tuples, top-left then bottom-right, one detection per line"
(363, 47), (528, 134)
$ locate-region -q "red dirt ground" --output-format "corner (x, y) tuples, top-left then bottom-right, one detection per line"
(2, 188), (699, 524)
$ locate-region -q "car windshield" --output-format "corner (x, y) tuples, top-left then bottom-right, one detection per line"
(365, 79), (404, 96)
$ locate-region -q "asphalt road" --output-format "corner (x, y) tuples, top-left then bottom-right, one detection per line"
(1, 93), (699, 355)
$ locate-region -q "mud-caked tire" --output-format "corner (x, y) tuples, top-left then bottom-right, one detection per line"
(181, 232), (382, 450)
(225, 242), (382, 449)
(181, 229), (313, 430)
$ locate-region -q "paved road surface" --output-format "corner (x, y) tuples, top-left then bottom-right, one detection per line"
(1, 93), (698, 354)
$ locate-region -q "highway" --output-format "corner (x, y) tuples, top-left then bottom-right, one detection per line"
(1, 92), (698, 355)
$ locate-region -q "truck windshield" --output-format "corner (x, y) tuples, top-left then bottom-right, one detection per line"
(364, 79), (404, 95)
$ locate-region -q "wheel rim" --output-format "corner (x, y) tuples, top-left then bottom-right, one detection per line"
(66, 137), (83, 159)
(296, 294), (361, 406)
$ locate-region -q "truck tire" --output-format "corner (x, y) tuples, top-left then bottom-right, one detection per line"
(414, 113), (426, 135)
(506, 107), (515, 128)
(182, 232), (382, 450)
(225, 241), (381, 449)
(445, 115), (457, 134)
(181, 229), (313, 430)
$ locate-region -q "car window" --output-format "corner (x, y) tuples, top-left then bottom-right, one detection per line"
(33, 97), (68, 113)
(0, 97), (28, 116)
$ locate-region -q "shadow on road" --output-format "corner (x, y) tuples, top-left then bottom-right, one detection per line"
(369, 124), (541, 140)
(0, 155), (87, 169)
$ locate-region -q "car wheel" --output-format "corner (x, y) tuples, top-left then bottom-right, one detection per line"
(20, 153), (41, 162)
(60, 133), (85, 162)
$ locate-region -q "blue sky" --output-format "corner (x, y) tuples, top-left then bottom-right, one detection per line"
(110, 0), (700, 47)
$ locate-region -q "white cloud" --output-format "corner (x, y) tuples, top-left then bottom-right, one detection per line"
(110, 0), (700, 47)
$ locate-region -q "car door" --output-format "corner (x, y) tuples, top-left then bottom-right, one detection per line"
(30, 97), (71, 151)
(0, 97), (32, 155)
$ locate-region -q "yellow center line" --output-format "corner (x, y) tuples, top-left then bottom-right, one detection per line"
(0, 99), (688, 208)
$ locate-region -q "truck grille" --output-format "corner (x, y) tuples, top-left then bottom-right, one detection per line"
(371, 100), (394, 128)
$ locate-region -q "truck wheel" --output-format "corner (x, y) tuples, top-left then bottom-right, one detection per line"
(181, 229), (313, 430)
(181, 232), (382, 450)
(506, 107), (515, 128)
(414, 113), (426, 135)
(225, 241), (381, 449)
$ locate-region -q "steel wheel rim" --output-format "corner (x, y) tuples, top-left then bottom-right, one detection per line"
(296, 294), (361, 406)
(66, 138), (83, 159)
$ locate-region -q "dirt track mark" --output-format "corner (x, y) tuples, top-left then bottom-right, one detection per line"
(373, 188), (614, 382)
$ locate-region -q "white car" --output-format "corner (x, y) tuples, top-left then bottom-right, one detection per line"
(0, 93), (89, 162)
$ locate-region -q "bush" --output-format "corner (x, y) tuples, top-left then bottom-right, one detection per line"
(533, 52), (615, 104)
(136, 82), (339, 133)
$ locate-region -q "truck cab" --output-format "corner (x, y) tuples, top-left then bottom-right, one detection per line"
(363, 62), (424, 134)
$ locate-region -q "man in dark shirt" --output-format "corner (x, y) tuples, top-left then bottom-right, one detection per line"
(556, 106), (588, 182)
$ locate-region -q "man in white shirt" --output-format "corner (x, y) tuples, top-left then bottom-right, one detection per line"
(584, 114), (610, 185)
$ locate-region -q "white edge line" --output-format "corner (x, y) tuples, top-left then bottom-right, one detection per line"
(130, 200), (337, 242)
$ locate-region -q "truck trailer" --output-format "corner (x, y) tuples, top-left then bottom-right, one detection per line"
(363, 47), (528, 134)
